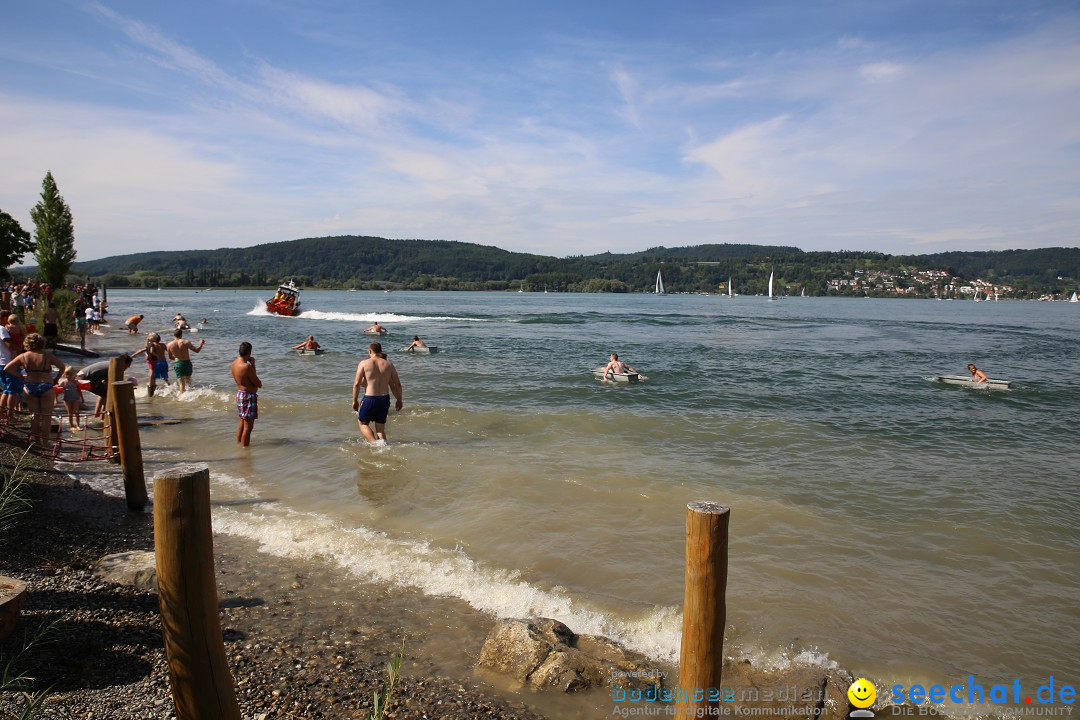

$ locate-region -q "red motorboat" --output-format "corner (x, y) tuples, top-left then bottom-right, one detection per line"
(267, 281), (301, 316)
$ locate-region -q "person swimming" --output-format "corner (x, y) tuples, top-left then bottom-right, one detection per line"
(967, 363), (988, 383)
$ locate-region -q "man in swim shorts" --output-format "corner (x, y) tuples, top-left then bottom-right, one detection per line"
(167, 328), (205, 395)
(132, 332), (170, 396)
(42, 303), (60, 349)
(351, 341), (403, 444)
(231, 341), (261, 447)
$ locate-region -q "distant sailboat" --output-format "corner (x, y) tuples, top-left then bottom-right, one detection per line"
(728, 277), (733, 298)
(801, 287), (806, 298)
(973, 290), (981, 302)
(1069, 291), (1079, 303)
(655, 270), (665, 295)
(768, 271), (774, 300)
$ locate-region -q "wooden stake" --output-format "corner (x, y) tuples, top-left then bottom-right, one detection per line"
(110, 380), (146, 511)
(675, 501), (730, 716)
(154, 466), (241, 720)
(106, 357), (125, 461)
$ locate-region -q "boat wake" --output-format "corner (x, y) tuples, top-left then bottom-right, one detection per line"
(287, 310), (489, 323)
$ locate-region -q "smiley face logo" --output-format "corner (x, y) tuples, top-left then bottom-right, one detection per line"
(848, 678), (876, 708)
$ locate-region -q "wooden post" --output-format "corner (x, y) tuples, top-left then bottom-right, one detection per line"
(154, 466), (241, 720)
(110, 380), (146, 511)
(106, 357), (125, 460)
(675, 501), (730, 717)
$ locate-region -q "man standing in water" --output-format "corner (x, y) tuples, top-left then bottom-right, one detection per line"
(167, 328), (205, 395)
(231, 341), (261, 447)
(351, 341), (403, 444)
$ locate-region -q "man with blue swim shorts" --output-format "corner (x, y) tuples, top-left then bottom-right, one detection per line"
(351, 342), (403, 444)
(132, 332), (170, 397)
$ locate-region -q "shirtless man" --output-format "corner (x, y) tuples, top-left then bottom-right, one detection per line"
(403, 336), (426, 352)
(602, 352), (638, 383)
(967, 363), (988, 384)
(167, 328), (205, 395)
(292, 336), (321, 351)
(351, 342), (403, 444)
(131, 332), (170, 396)
(231, 342), (261, 447)
(43, 303), (60, 348)
(365, 321), (386, 334)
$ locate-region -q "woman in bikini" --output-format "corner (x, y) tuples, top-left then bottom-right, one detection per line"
(3, 333), (65, 444)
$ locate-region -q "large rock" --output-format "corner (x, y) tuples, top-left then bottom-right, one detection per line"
(478, 617), (855, 720)
(94, 551), (157, 591)
(477, 617), (666, 693)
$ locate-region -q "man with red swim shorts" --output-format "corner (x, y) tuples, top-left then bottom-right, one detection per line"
(351, 342), (403, 444)
(231, 341), (262, 447)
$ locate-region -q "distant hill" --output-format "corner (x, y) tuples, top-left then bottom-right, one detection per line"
(15, 235), (1080, 295)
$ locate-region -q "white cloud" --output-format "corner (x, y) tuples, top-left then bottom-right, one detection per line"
(859, 61), (906, 83)
(2, 3), (1078, 260)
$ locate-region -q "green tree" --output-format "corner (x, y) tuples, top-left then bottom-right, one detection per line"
(30, 171), (76, 287)
(0, 209), (35, 279)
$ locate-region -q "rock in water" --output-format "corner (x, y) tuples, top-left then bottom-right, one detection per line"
(477, 617), (664, 693)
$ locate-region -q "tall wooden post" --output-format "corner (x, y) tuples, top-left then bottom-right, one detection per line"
(154, 466), (241, 720)
(106, 357), (125, 461)
(110, 380), (146, 511)
(675, 502), (730, 717)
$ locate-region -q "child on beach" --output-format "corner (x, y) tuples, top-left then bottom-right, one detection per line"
(59, 366), (83, 430)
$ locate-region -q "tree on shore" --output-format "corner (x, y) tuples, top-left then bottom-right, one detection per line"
(0, 209), (35, 279)
(30, 171), (76, 287)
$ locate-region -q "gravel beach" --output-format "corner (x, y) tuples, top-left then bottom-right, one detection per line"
(0, 445), (561, 720)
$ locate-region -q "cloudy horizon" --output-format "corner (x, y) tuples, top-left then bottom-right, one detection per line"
(2, 1), (1078, 262)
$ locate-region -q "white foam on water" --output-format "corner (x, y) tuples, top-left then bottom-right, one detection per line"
(736, 644), (840, 673)
(298, 310), (489, 323)
(172, 385), (232, 405)
(248, 299), (304, 317)
(211, 504), (685, 663)
(206, 470), (254, 493)
(55, 462), (127, 499)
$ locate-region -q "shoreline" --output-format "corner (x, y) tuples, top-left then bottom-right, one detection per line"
(0, 446), (575, 719)
(0, 327), (581, 719)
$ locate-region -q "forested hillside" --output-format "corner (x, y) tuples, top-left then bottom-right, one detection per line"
(32, 235), (1080, 296)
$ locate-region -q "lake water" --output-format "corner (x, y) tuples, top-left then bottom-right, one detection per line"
(69, 289), (1079, 707)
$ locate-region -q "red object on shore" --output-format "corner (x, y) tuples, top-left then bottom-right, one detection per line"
(266, 281), (302, 317)
(53, 380), (92, 394)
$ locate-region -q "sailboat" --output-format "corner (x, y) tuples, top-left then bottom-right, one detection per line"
(655, 270), (665, 295)
(728, 277), (733, 298)
(801, 287), (806, 298)
(973, 290), (981, 302)
(768, 271), (774, 301)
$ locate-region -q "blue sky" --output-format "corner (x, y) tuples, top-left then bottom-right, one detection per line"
(2, 1), (1079, 261)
